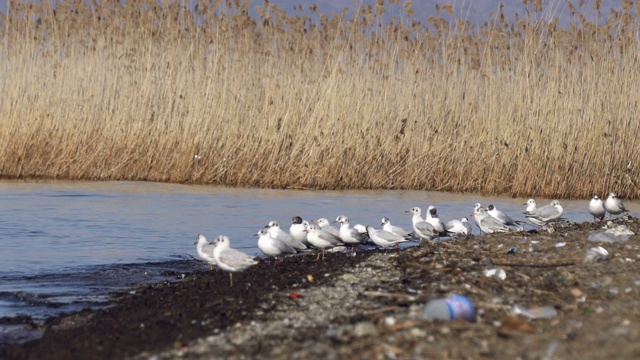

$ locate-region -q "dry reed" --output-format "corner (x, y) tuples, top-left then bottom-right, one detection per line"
(1, 0), (639, 199)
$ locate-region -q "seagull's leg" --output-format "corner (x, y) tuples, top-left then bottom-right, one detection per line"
(229, 273), (234, 288)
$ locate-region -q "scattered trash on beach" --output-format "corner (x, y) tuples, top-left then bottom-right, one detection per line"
(484, 268), (507, 280)
(584, 246), (610, 263)
(423, 295), (475, 322)
(512, 304), (557, 319)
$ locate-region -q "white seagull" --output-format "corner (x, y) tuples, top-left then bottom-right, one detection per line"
(381, 216), (413, 239)
(486, 204), (525, 226)
(524, 200), (564, 231)
(405, 207), (438, 240)
(335, 215), (369, 248)
(211, 235), (258, 287)
(588, 195), (606, 221)
(461, 217), (473, 235)
(289, 216), (311, 247)
(265, 220), (307, 251)
(255, 228), (296, 262)
(194, 234), (217, 270)
(366, 226), (410, 249)
(304, 223), (343, 260)
(445, 218), (470, 237)
(472, 207), (510, 234)
(314, 218), (341, 238)
(604, 192), (628, 218)
(426, 206), (446, 235)
(472, 203), (484, 231)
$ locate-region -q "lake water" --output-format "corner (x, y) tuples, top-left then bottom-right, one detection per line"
(0, 180), (637, 340)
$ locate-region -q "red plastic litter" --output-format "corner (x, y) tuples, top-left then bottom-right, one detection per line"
(289, 292), (304, 299)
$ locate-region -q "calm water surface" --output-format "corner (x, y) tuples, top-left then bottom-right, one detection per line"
(1, 181), (638, 331)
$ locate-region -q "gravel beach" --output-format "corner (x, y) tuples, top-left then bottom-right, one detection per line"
(2, 218), (640, 359)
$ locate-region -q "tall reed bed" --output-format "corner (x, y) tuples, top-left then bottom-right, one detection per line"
(0, 0), (639, 198)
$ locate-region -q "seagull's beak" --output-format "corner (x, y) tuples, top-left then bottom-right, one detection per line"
(193, 240), (198, 245)
(404, 209), (411, 213)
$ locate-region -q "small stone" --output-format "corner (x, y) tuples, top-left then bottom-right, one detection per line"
(341, 274), (358, 283)
(384, 316), (396, 327)
(353, 322), (379, 338)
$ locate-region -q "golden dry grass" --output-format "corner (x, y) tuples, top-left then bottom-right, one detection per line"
(0, 0), (639, 199)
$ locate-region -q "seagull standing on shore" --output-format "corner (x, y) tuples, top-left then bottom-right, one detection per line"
(524, 200), (564, 231)
(381, 216), (413, 239)
(426, 206), (446, 235)
(445, 218), (470, 237)
(604, 192), (628, 218)
(472, 203), (484, 231)
(486, 204), (525, 226)
(461, 217), (473, 235)
(405, 207), (438, 240)
(335, 215), (369, 249)
(265, 220), (307, 251)
(304, 223), (343, 260)
(290, 216), (311, 247)
(472, 207), (510, 234)
(255, 228), (296, 262)
(365, 226), (410, 249)
(212, 235), (258, 287)
(194, 234), (217, 270)
(314, 218), (341, 238)
(588, 195), (606, 221)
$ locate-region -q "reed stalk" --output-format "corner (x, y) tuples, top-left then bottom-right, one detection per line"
(0, 0), (639, 199)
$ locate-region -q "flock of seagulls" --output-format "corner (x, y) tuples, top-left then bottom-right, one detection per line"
(195, 192), (630, 287)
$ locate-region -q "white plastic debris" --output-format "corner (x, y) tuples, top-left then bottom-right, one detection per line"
(512, 304), (557, 319)
(484, 268), (507, 280)
(584, 246), (610, 263)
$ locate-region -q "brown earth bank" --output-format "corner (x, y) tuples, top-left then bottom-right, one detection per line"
(2, 218), (640, 360)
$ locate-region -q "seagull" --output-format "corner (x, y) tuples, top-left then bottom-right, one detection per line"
(588, 195), (606, 221)
(461, 217), (473, 235)
(365, 226), (410, 249)
(472, 207), (510, 234)
(524, 200), (564, 231)
(604, 192), (628, 218)
(486, 204), (525, 226)
(255, 228), (296, 262)
(352, 224), (368, 234)
(289, 216), (311, 247)
(472, 203), (484, 233)
(445, 218), (470, 237)
(426, 206), (446, 235)
(335, 215), (369, 248)
(211, 235), (258, 287)
(523, 199), (537, 213)
(381, 216), (413, 239)
(314, 218), (341, 238)
(405, 207), (438, 240)
(194, 234), (217, 270)
(265, 220), (307, 251)
(304, 223), (343, 260)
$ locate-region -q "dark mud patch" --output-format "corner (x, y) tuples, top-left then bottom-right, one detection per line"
(0, 251), (376, 359)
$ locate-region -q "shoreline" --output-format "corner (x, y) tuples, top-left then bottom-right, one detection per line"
(2, 218), (640, 359)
